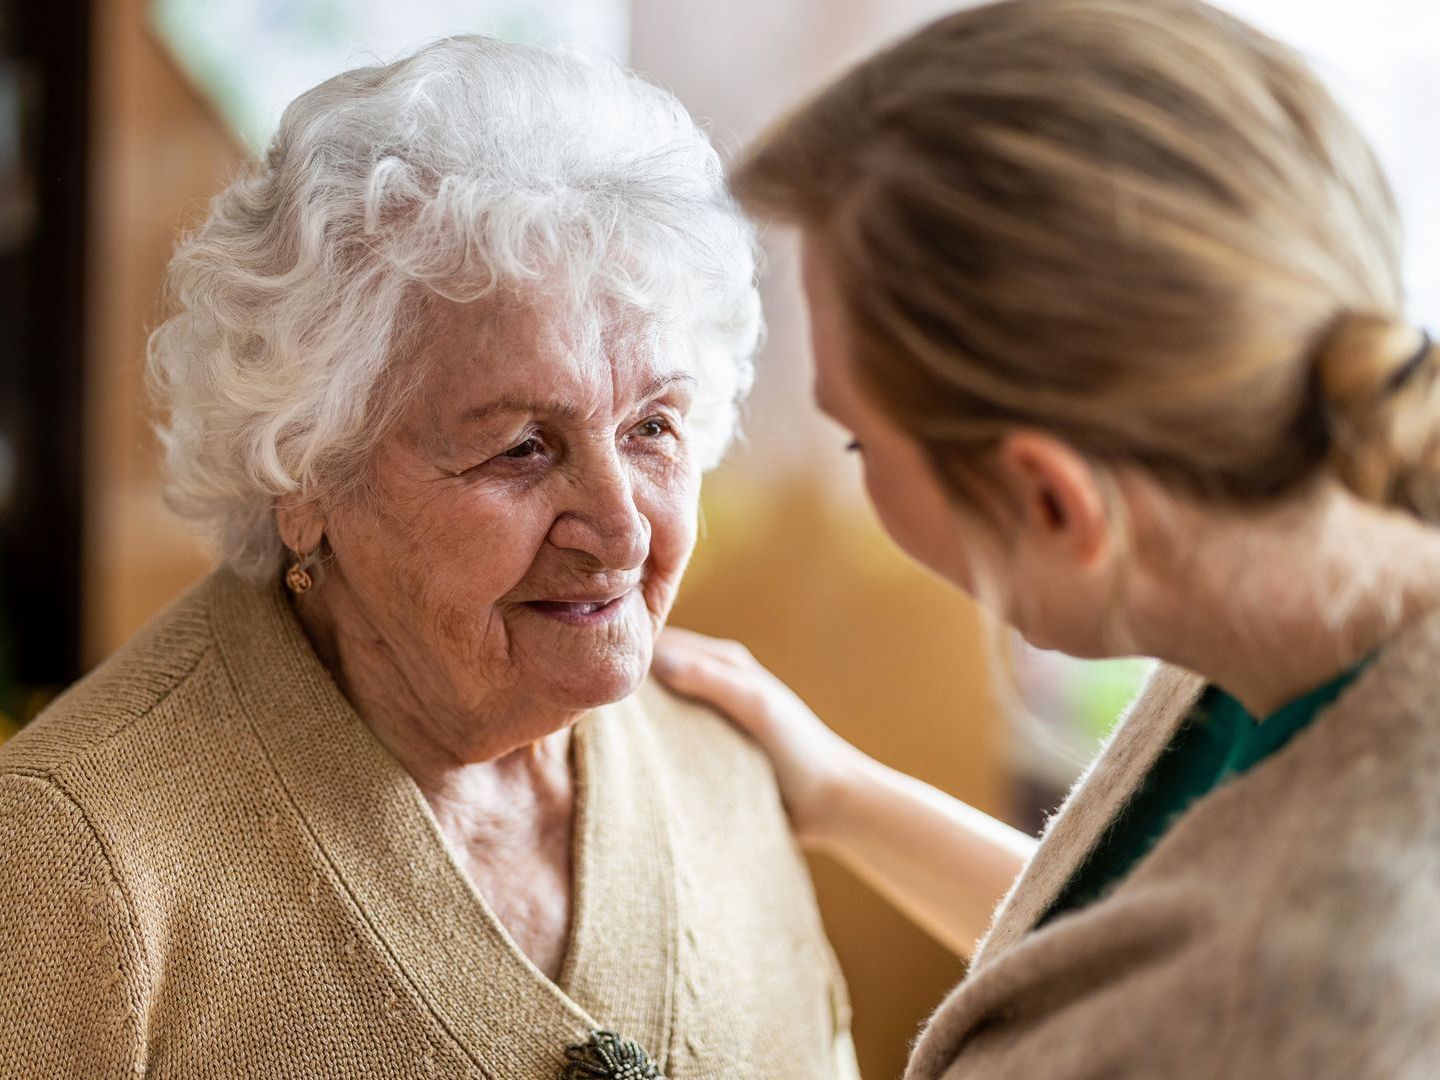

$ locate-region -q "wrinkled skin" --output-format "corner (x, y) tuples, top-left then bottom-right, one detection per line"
(281, 292), (704, 978)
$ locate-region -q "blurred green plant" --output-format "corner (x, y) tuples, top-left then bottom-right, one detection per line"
(1068, 656), (1154, 744)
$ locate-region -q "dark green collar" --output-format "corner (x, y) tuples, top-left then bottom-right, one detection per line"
(1209, 660), (1369, 781)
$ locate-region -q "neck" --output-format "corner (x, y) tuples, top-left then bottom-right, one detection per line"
(1127, 484), (1440, 717)
(288, 569), (582, 982)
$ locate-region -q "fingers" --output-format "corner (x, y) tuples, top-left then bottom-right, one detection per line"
(653, 642), (770, 723)
(656, 626), (757, 671)
(652, 629), (775, 717)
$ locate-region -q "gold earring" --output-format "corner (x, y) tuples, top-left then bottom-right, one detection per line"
(284, 551), (314, 594)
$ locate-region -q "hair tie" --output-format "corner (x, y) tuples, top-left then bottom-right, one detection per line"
(1384, 329), (1432, 393)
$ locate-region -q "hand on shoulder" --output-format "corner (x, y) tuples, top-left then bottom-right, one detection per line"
(651, 627), (865, 847)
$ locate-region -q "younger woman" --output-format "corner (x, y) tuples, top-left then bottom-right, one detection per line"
(658, 1), (1440, 1074)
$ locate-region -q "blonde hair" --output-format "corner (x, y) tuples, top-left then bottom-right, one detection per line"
(735, 0), (1439, 523)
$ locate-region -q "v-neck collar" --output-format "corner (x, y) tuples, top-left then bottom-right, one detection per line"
(977, 616), (1440, 971)
(1210, 661), (1368, 781)
(207, 569), (680, 1076)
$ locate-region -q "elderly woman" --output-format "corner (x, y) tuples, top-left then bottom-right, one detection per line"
(0, 37), (856, 1079)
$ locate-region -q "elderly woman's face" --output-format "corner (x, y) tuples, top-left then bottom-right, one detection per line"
(322, 295), (701, 722)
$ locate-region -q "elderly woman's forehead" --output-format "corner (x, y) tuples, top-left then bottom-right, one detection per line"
(431, 293), (668, 348)
(409, 294), (690, 409)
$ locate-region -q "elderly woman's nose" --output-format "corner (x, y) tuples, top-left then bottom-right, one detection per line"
(548, 463), (653, 570)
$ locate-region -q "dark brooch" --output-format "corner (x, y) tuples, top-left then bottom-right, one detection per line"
(561, 1030), (664, 1080)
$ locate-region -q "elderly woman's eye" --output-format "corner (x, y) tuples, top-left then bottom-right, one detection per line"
(637, 417), (673, 438)
(503, 437), (543, 459)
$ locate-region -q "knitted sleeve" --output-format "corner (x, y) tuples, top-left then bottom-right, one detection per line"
(910, 837), (1440, 1080)
(1217, 803), (1440, 1080)
(0, 771), (149, 1077)
(906, 883), (1240, 1080)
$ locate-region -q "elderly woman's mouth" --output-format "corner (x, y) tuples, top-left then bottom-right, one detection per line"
(522, 591), (634, 626)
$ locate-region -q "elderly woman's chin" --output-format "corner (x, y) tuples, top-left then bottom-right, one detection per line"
(504, 587), (664, 711)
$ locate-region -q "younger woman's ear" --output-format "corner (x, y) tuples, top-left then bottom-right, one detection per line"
(275, 493), (327, 555)
(994, 430), (1111, 568)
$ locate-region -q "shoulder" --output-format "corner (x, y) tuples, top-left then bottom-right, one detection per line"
(623, 676), (794, 840)
(1165, 649), (1440, 1077)
(630, 676), (778, 786)
(0, 572), (224, 780)
(1223, 728), (1440, 1075)
(921, 647), (1440, 1079)
(0, 575), (231, 972)
(1142, 644), (1440, 964)
(0, 769), (151, 1071)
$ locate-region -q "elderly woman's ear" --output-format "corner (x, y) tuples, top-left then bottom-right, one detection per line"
(276, 493), (327, 558)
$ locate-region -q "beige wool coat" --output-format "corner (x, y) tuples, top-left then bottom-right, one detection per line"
(908, 607), (1440, 1080)
(0, 570), (858, 1079)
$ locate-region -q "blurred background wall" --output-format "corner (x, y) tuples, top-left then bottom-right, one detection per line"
(1, 0), (1436, 1075)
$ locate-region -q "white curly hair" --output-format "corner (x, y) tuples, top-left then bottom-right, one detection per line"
(147, 35), (762, 583)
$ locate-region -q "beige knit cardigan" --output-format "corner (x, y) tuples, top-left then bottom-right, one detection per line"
(908, 606), (1440, 1080)
(0, 570), (859, 1079)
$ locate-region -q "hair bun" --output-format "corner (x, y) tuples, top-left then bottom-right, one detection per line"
(1316, 311), (1440, 514)
(1316, 313), (1425, 407)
